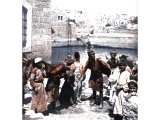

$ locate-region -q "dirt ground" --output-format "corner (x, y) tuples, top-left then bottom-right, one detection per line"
(23, 98), (114, 120)
(22, 73), (114, 120)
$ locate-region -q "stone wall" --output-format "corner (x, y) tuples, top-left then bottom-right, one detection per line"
(25, 0), (52, 62)
(51, 10), (76, 41)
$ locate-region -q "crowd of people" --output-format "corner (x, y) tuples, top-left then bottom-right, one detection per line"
(22, 49), (138, 120)
(107, 50), (138, 120)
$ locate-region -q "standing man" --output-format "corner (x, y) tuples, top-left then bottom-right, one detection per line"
(113, 62), (130, 120)
(119, 55), (133, 74)
(58, 55), (76, 107)
(71, 51), (84, 104)
(107, 49), (119, 69)
(82, 50), (111, 109)
(29, 57), (47, 113)
(107, 50), (119, 105)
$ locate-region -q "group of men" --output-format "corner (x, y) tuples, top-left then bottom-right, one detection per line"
(107, 49), (138, 120)
(23, 49), (138, 119)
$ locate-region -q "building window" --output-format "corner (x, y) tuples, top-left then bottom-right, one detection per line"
(22, 6), (28, 48)
(58, 16), (63, 20)
(22, 0), (32, 52)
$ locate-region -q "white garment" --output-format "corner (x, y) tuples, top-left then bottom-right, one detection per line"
(74, 61), (81, 74)
(113, 70), (130, 115)
(73, 61), (83, 99)
(128, 95), (138, 106)
(114, 90), (128, 115)
(108, 67), (120, 104)
(117, 70), (130, 86)
(108, 67), (120, 83)
(35, 69), (42, 79)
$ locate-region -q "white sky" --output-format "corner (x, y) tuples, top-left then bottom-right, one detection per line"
(51, 0), (138, 16)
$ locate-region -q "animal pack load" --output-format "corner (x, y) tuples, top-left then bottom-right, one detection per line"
(97, 58), (111, 77)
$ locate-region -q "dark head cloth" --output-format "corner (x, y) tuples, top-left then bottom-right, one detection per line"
(110, 50), (117, 54)
(87, 50), (95, 55)
(118, 61), (127, 66)
(119, 55), (128, 60)
(74, 51), (80, 59)
(128, 80), (138, 88)
(64, 55), (74, 65)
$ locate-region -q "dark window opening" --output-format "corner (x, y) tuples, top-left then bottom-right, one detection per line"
(58, 16), (63, 20)
(22, 6), (28, 48)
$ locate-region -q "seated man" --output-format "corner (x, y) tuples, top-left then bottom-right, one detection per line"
(123, 80), (138, 120)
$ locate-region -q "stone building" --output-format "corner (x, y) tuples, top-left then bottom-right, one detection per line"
(51, 9), (92, 42)
(51, 9), (76, 41)
(94, 14), (131, 33)
(22, 0), (52, 62)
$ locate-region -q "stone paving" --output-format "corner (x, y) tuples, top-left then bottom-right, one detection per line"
(22, 71), (113, 120)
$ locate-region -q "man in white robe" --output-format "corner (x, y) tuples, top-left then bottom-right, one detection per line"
(113, 62), (130, 119)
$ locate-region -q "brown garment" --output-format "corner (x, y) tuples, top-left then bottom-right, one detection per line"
(30, 68), (47, 113)
(89, 77), (103, 91)
(83, 58), (111, 91)
(47, 86), (59, 103)
(31, 83), (47, 113)
(45, 63), (65, 103)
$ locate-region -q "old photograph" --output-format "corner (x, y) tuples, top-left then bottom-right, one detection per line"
(22, 0), (138, 119)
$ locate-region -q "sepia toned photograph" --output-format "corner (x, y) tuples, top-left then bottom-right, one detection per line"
(22, 0), (138, 119)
